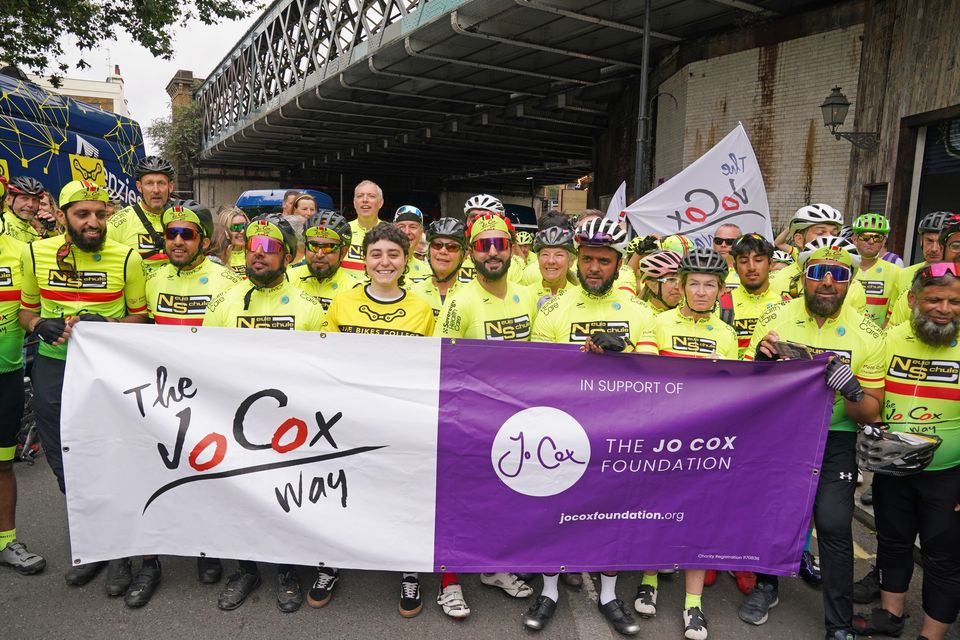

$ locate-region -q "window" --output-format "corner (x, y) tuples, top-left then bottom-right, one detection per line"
(864, 183), (887, 214)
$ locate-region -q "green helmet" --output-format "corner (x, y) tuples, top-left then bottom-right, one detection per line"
(515, 231), (534, 246)
(852, 213), (890, 235)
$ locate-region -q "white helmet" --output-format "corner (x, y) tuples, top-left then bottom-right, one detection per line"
(798, 235), (861, 272)
(771, 249), (794, 264)
(574, 217), (629, 255)
(789, 204), (843, 236)
(464, 194), (504, 215)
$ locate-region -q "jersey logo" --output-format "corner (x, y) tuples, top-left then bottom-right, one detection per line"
(358, 304), (406, 323)
(347, 244), (363, 261)
(337, 326), (422, 336)
(671, 336), (717, 354)
(0, 267), (11, 287)
(236, 316), (295, 330)
(137, 233), (161, 251)
(47, 270), (107, 289)
(568, 321), (629, 343)
(230, 265), (246, 275)
(888, 356), (959, 383)
(484, 315), (531, 340)
(156, 293), (212, 315)
(806, 346), (852, 365)
(860, 280), (884, 296)
(318, 297), (333, 311)
(733, 317), (757, 337)
(458, 267), (476, 283)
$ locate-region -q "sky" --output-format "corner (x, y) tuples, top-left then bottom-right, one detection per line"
(44, 11), (264, 154)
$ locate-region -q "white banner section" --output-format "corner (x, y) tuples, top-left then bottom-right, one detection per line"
(624, 122), (773, 245)
(61, 324), (440, 570)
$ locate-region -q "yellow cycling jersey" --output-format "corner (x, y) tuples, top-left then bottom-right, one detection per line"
(288, 264), (359, 311)
(437, 278), (538, 340)
(855, 258), (901, 327)
(203, 278), (325, 331)
(228, 249), (246, 277)
(145, 259), (241, 326)
(725, 269), (741, 291)
(0, 234), (26, 372)
(406, 256), (432, 284)
(107, 202), (169, 275)
(341, 218), (381, 274)
(20, 237), (148, 359)
(730, 285), (783, 358)
(886, 289), (911, 327)
(2, 209), (49, 244)
(323, 285), (435, 336)
(409, 278), (461, 318)
(744, 297), (886, 432)
(654, 307), (738, 360)
(769, 261), (869, 314)
(882, 321), (960, 471)
(896, 261), (927, 294)
(527, 279), (574, 310)
(531, 285), (657, 354)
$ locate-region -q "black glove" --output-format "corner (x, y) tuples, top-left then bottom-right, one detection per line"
(754, 345), (779, 362)
(591, 331), (628, 353)
(824, 358), (864, 402)
(33, 318), (67, 344)
(76, 313), (108, 322)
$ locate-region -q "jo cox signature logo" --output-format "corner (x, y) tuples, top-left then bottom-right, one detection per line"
(491, 407), (590, 497)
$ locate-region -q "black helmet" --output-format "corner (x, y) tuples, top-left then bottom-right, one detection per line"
(249, 214), (298, 256)
(856, 423), (942, 477)
(679, 247), (729, 278)
(162, 202), (215, 238)
(135, 155), (175, 180)
(533, 226), (575, 253)
(427, 218), (467, 247)
(8, 176), (45, 197)
(305, 210), (351, 243)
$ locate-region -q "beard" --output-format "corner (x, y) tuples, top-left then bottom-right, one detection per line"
(308, 261), (339, 280)
(911, 308), (960, 347)
(804, 287), (846, 318)
(475, 256), (508, 281)
(248, 265), (286, 288)
(577, 268), (618, 295)
(66, 217), (106, 253)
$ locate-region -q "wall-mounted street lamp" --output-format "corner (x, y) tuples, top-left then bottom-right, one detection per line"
(819, 86), (879, 151)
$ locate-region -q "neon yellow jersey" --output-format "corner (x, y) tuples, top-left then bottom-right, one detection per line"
(887, 290), (911, 327)
(725, 269), (741, 291)
(654, 307), (738, 360)
(882, 321), (960, 470)
(520, 260), (542, 286)
(2, 209), (44, 244)
(896, 262), (927, 294)
(20, 237), (148, 360)
(145, 259), (241, 325)
(527, 279), (574, 310)
(730, 285), (784, 358)
(531, 285), (657, 354)
(855, 259), (901, 327)
(616, 263), (638, 296)
(525, 251), (537, 266)
(228, 249), (246, 277)
(341, 218), (381, 274)
(323, 285), (434, 336)
(769, 261), (869, 314)
(107, 202), (170, 275)
(406, 256), (432, 284)
(437, 278), (537, 340)
(203, 279), (324, 331)
(410, 278), (462, 318)
(744, 297), (886, 432)
(288, 264), (359, 311)
(0, 234), (26, 372)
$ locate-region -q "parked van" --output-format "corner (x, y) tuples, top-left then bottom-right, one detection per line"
(235, 188), (335, 217)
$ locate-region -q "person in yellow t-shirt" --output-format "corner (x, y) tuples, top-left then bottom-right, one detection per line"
(288, 210), (359, 311)
(106, 156), (177, 275)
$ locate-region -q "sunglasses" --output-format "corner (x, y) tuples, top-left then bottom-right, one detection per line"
(917, 262), (959, 280)
(306, 240), (341, 254)
(229, 223), (246, 232)
(713, 237), (737, 246)
(734, 233), (765, 246)
(164, 226), (199, 241)
(431, 240), (462, 253)
(246, 236), (284, 254)
(656, 276), (681, 286)
(472, 237), (511, 253)
(805, 263), (851, 283)
(56, 242), (76, 275)
(857, 232), (885, 243)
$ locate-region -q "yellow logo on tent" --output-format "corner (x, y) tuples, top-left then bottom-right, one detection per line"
(69, 154), (106, 185)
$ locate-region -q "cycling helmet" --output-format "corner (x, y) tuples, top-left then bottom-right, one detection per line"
(574, 218), (628, 255)
(918, 211), (953, 234)
(789, 204), (843, 236)
(856, 423), (942, 477)
(771, 250), (794, 265)
(659, 234), (694, 255)
(532, 226), (575, 253)
(852, 213), (891, 234)
(393, 205), (424, 224)
(135, 155), (175, 180)
(248, 213), (298, 256)
(427, 218), (467, 247)
(638, 250), (682, 281)
(939, 214), (960, 246)
(305, 210), (351, 243)
(515, 231), (534, 246)
(162, 203), (214, 238)
(463, 194), (504, 214)
(679, 247), (729, 278)
(798, 235), (861, 270)
(839, 225), (853, 240)
(8, 176), (45, 197)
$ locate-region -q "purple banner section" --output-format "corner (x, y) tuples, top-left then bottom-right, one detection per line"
(434, 340), (834, 575)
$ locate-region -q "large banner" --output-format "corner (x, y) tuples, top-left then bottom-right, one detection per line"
(624, 123), (773, 247)
(63, 324), (833, 574)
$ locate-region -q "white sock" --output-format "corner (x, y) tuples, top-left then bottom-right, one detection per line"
(541, 573), (559, 602)
(599, 573), (618, 605)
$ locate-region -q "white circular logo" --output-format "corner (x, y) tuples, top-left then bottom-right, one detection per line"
(491, 406), (591, 496)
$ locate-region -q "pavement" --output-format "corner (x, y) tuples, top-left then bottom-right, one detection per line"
(3, 458), (957, 640)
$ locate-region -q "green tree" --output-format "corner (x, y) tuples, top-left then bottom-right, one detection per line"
(0, 0), (258, 84)
(147, 101), (203, 178)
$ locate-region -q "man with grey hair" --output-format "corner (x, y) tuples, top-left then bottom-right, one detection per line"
(712, 223), (742, 290)
(342, 179), (384, 274)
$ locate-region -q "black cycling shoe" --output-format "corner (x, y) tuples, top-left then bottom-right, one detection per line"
(561, 572), (583, 589)
(277, 568), (303, 613)
(218, 571), (262, 611)
(516, 573), (537, 583)
(598, 598), (640, 636)
(853, 565), (881, 604)
(105, 558), (132, 596)
(197, 556), (222, 584)
(523, 595), (557, 631)
(852, 608), (905, 637)
(64, 561), (106, 586)
(124, 563), (161, 608)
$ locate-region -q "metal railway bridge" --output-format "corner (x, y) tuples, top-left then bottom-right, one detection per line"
(197, 0), (819, 198)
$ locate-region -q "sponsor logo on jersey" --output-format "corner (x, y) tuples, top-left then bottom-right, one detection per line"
(670, 336), (717, 354)
(236, 315), (296, 329)
(458, 267), (476, 283)
(358, 304), (406, 323)
(0, 267), (11, 287)
(887, 356), (960, 383)
(806, 346), (852, 365)
(568, 320), (629, 343)
(347, 243), (363, 261)
(337, 326), (423, 336)
(47, 270), (108, 289)
(137, 234), (161, 251)
(484, 315), (531, 340)
(319, 297), (333, 311)
(860, 280), (884, 296)
(156, 292), (212, 315)
(733, 317), (757, 337)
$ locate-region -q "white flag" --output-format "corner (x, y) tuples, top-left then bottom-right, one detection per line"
(605, 180), (627, 223)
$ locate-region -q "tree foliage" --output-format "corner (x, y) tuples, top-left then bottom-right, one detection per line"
(0, 0), (259, 84)
(147, 101), (203, 176)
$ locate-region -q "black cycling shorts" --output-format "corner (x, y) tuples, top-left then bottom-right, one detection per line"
(0, 369), (25, 461)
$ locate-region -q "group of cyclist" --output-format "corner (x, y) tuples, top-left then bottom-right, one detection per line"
(0, 155), (957, 640)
